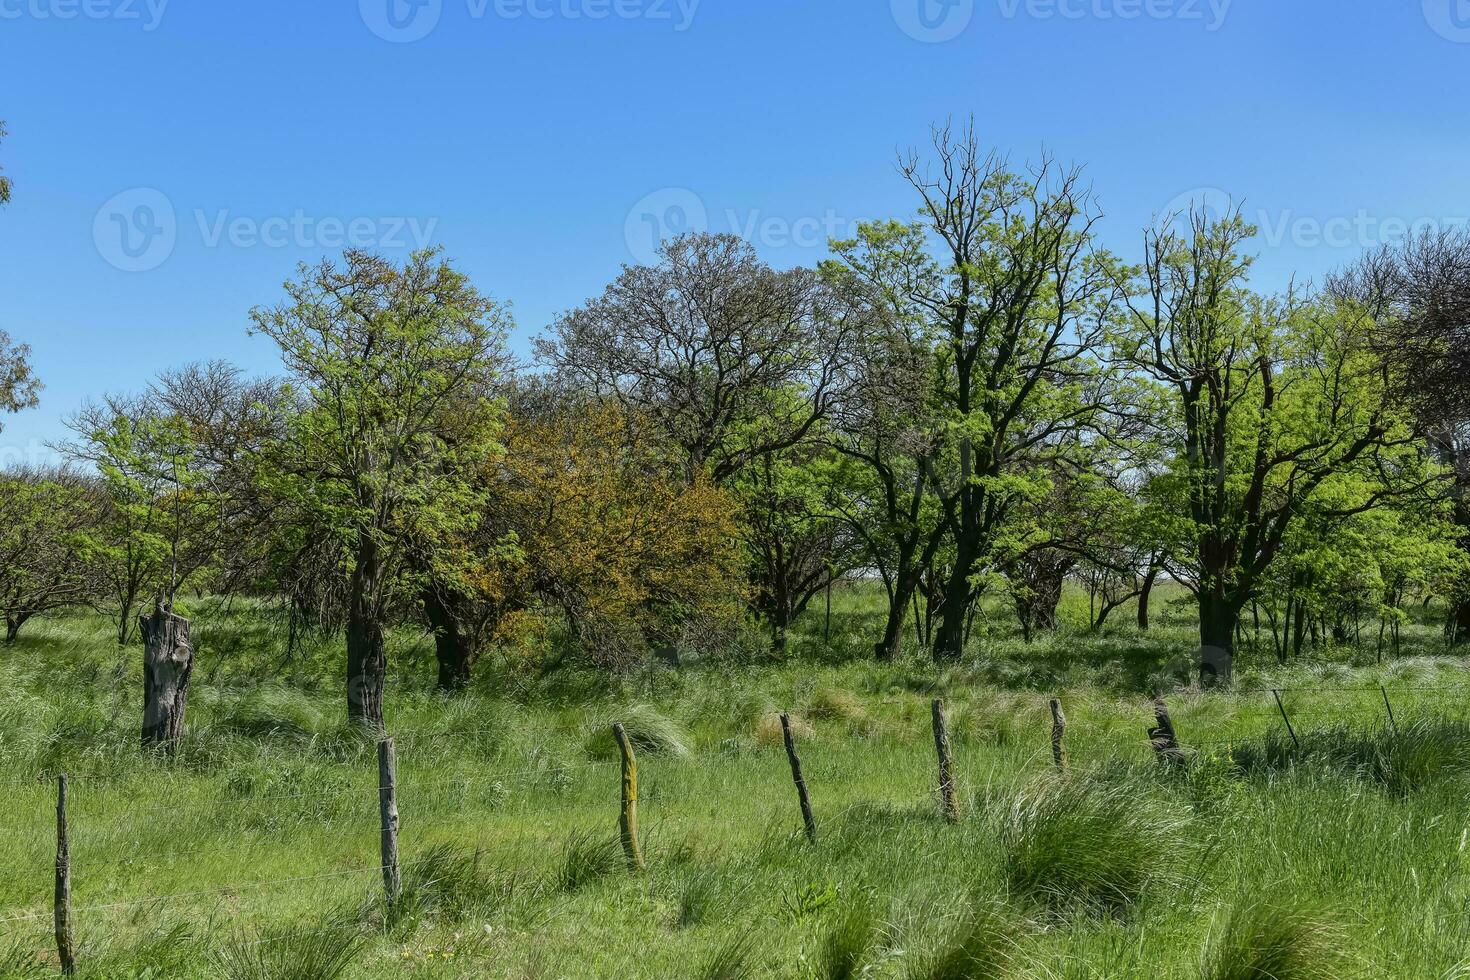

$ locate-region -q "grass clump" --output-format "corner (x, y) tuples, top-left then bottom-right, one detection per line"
(556, 829), (624, 892)
(815, 898), (878, 980)
(211, 915), (364, 980)
(912, 902), (1019, 980)
(0, 942), (47, 980)
(381, 844), (507, 930)
(1000, 772), (1195, 913)
(1200, 899), (1353, 980)
(1232, 721), (1470, 794)
(584, 704), (690, 759)
(695, 932), (762, 980)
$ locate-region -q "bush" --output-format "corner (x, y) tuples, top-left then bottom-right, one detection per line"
(1000, 773), (1195, 912)
(1200, 899), (1352, 980)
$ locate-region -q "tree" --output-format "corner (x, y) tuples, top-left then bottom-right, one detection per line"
(1115, 210), (1431, 683)
(250, 249), (508, 726)
(0, 467), (97, 642)
(429, 397), (745, 680)
(538, 233), (855, 485)
(62, 395), (219, 644)
(884, 122), (1123, 662)
(0, 119), (11, 206)
(1331, 231), (1470, 642)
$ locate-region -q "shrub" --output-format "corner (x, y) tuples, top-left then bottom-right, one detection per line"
(1000, 773), (1195, 912)
(1200, 899), (1352, 980)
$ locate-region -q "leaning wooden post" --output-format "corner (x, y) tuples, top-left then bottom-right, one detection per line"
(377, 738), (401, 908)
(54, 774), (76, 977)
(1272, 690), (1300, 749)
(1048, 698), (1067, 770)
(611, 723), (645, 871)
(1148, 696), (1184, 765)
(139, 597), (194, 755)
(931, 699), (959, 824)
(1380, 685), (1399, 735)
(780, 713), (817, 843)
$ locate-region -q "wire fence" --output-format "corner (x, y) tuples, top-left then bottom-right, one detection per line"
(5, 683), (1470, 971)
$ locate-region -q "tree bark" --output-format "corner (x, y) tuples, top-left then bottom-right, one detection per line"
(347, 539), (386, 728)
(1137, 562), (1160, 631)
(875, 572), (918, 661)
(1198, 594), (1237, 687)
(422, 583), (475, 692)
(139, 600), (193, 752)
(1451, 596), (1470, 646)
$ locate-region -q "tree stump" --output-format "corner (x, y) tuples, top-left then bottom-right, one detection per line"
(139, 600), (194, 753)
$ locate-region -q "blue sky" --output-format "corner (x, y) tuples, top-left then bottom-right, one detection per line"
(1, 0), (1466, 457)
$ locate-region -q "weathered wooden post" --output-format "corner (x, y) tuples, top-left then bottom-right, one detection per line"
(1048, 698), (1067, 770)
(931, 699), (959, 824)
(139, 598), (194, 754)
(1148, 696), (1184, 765)
(1272, 690), (1300, 749)
(54, 774), (76, 976)
(377, 738), (401, 908)
(780, 713), (817, 843)
(1380, 685), (1399, 735)
(611, 723), (645, 871)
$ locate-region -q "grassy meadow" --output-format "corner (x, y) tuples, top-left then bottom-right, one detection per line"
(4, 583), (1470, 978)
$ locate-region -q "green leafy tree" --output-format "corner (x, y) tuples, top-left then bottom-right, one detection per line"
(249, 249), (508, 726)
(0, 467), (97, 642)
(1115, 210), (1433, 683)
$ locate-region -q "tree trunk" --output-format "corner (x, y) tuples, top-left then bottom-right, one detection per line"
(933, 544), (978, 663)
(875, 573), (919, 662)
(1198, 594), (1237, 687)
(139, 600), (193, 753)
(1451, 596), (1470, 646)
(347, 540), (386, 728)
(1137, 562), (1160, 631)
(423, 583), (475, 692)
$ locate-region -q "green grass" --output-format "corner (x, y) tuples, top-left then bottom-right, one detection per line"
(1, 584), (1469, 976)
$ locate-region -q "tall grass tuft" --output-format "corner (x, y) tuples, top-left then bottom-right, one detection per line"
(380, 844), (507, 930)
(0, 942), (47, 980)
(211, 915), (364, 980)
(584, 704), (691, 758)
(1200, 899), (1353, 980)
(556, 829), (624, 891)
(695, 932), (762, 980)
(1000, 773), (1195, 913)
(1231, 720), (1470, 794)
(815, 898), (878, 980)
(912, 902), (1019, 980)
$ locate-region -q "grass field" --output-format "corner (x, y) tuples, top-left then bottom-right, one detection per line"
(4, 583), (1470, 978)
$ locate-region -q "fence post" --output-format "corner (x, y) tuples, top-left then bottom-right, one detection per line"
(780, 713), (817, 843)
(1148, 696), (1183, 765)
(377, 738), (401, 908)
(611, 723), (645, 871)
(54, 774), (76, 977)
(931, 699), (959, 824)
(1272, 690), (1300, 749)
(1049, 698), (1067, 770)
(1380, 685), (1399, 735)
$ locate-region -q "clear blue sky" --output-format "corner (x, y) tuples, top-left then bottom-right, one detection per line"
(1, 0), (1466, 458)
